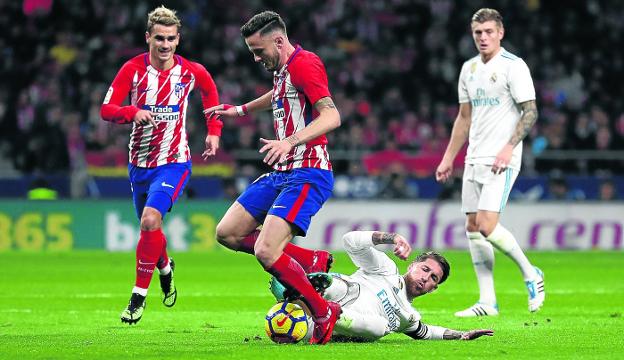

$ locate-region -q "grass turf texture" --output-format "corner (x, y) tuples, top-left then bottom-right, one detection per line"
(1, 250), (622, 359)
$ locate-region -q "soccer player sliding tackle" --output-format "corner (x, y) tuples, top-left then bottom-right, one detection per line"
(272, 231), (494, 342)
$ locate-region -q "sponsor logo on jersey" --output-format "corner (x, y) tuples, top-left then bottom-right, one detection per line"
(377, 289), (401, 331)
(142, 105), (180, 122)
(471, 87), (500, 107)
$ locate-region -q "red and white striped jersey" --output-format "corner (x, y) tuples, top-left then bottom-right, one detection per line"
(101, 53), (221, 168)
(271, 46), (332, 171)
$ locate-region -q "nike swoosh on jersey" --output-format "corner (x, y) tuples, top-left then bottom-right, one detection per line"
(161, 181), (175, 188)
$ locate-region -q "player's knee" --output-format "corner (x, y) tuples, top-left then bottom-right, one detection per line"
(215, 223), (237, 249)
(140, 211), (161, 231)
(253, 243), (277, 268)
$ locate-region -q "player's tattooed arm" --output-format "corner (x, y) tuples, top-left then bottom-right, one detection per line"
(443, 329), (464, 340)
(372, 232), (397, 245)
(314, 97), (337, 110)
(508, 100), (538, 146)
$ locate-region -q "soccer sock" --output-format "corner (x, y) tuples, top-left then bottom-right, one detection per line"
(134, 228), (164, 292)
(485, 223), (536, 280)
(467, 231), (497, 306)
(266, 253), (329, 319)
(239, 230), (317, 270)
(158, 234), (171, 276)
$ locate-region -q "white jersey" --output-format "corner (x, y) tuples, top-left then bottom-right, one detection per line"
(458, 47), (535, 170)
(334, 232), (422, 337)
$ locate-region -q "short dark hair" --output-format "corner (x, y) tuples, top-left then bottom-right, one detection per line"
(414, 251), (450, 284)
(240, 11), (287, 38)
(471, 8), (504, 28)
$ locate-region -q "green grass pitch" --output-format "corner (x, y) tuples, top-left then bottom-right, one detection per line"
(1, 250), (622, 359)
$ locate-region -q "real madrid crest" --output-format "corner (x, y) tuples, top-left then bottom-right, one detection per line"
(490, 72), (497, 83)
(470, 62), (477, 73)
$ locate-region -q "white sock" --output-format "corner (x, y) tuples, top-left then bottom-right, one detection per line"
(132, 286), (148, 297)
(467, 231), (497, 306)
(486, 223), (535, 280)
(159, 264), (171, 276)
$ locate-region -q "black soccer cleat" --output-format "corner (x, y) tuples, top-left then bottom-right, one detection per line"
(159, 257), (177, 307)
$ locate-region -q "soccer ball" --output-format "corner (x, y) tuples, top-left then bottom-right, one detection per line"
(264, 301), (308, 344)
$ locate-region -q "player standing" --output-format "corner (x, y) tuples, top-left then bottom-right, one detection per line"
(206, 11), (341, 344)
(435, 8), (544, 316)
(101, 6), (222, 324)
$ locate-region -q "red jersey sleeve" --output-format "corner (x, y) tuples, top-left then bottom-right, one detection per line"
(290, 52), (331, 106)
(100, 61), (140, 124)
(192, 62), (222, 136)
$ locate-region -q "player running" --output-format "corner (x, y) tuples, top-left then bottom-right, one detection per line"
(206, 11), (341, 344)
(101, 6), (222, 324)
(435, 8), (544, 317)
(272, 231), (494, 342)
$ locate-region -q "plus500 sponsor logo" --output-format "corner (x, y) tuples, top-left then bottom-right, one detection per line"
(142, 105), (180, 122)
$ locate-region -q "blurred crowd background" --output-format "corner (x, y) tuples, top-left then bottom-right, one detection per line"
(1, 0), (623, 200)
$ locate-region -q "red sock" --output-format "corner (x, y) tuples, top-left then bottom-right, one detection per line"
(266, 253), (328, 319)
(284, 242), (315, 270)
(239, 230), (316, 270)
(157, 234), (169, 270)
(238, 230), (259, 254)
(135, 228), (164, 289)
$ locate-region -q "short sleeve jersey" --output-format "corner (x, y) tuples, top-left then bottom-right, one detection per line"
(271, 46), (332, 171)
(458, 48), (536, 170)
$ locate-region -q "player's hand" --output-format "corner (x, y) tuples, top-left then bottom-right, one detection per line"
(205, 104), (240, 120)
(259, 138), (292, 166)
(392, 234), (411, 260)
(202, 135), (220, 159)
(132, 110), (157, 127)
(435, 159), (453, 183)
(461, 329), (494, 340)
(492, 144), (513, 174)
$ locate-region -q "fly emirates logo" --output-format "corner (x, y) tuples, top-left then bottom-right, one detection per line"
(471, 88), (500, 107)
(142, 105), (180, 122)
(377, 289), (401, 331)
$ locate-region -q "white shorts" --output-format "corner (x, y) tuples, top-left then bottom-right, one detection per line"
(461, 164), (518, 213)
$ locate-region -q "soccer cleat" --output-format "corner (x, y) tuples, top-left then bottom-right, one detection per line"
(159, 257), (177, 307)
(121, 293), (146, 324)
(454, 303), (499, 317)
(307, 272), (333, 295)
(310, 301), (342, 345)
(269, 272), (334, 301)
(527, 267), (545, 312)
(306, 251), (334, 274)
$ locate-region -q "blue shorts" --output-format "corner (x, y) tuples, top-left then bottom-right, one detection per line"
(128, 162), (191, 220)
(237, 168), (333, 236)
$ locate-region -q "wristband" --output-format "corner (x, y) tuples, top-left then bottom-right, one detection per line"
(235, 105), (248, 116)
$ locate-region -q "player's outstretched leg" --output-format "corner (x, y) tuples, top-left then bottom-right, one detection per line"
(454, 302), (499, 317)
(159, 257), (177, 307)
(526, 266), (545, 312)
(121, 293), (147, 324)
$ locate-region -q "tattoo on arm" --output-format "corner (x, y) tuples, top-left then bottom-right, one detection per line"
(314, 97), (336, 110)
(508, 100), (538, 146)
(372, 232), (397, 245)
(443, 329), (464, 340)
(285, 134), (300, 147)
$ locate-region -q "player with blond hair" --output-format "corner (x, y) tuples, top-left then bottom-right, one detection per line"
(101, 6), (222, 324)
(435, 8), (544, 317)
